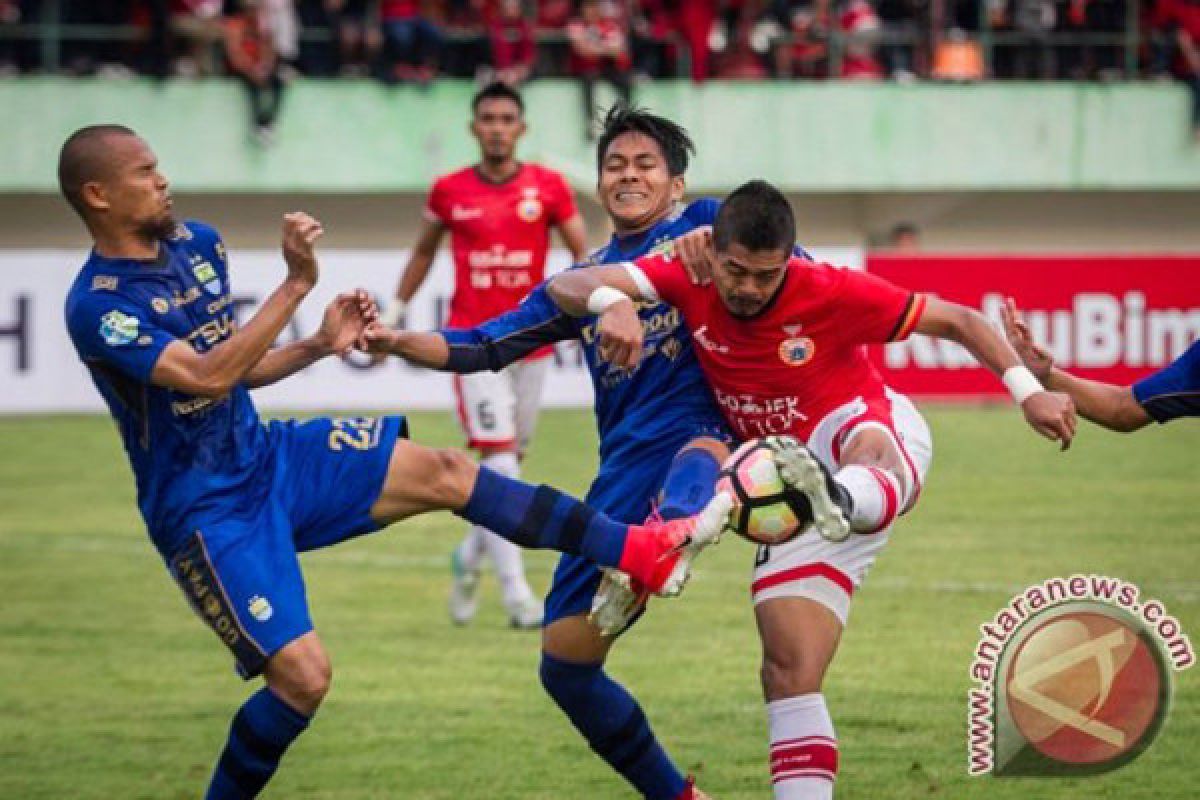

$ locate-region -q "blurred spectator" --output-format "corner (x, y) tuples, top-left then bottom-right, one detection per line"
(62, 0), (138, 76)
(1153, 0), (1200, 138)
(568, 0), (633, 137)
(630, 0), (677, 78)
(488, 0), (536, 84)
(675, 0), (718, 81)
(0, 0), (23, 75)
(379, 0), (444, 84)
(263, 0), (300, 69)
(931, 27), (984, 79)
(837, 0), (884, 78)
(887, 221), (921, 250)
(774, 0), (832, 79)
(537, 0), (573, 29)
(172, 0), (226, 75)
(876, 0), (924, 79)
(990, 0), (1058, 78)
(224, 0), (288, 144)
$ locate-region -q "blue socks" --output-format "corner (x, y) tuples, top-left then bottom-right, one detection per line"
(657, 447), (721, 521)
(205, 688), (310, 799)
(540, 653), (687, 800)
(458, 466), (630, 568)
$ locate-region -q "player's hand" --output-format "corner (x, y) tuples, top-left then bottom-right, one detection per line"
(360, 321), (401, 357)
(675, 226), (715, 286)
(316, 290), (374, 357)
(282, 212), (324, 291)
(596, 299), (644, 369)
(1001, 297), (1053, 381)
(1022, 390), (1077, 451)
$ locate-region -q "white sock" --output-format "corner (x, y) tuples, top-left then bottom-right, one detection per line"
(478, 452), (535, 607)
(834, 465), (902, 533)
(768, 694), (838, 799)
(455, 527), (485, 573)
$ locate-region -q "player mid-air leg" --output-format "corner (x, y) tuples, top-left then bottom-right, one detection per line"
(753, 393), (933, 799)
(540, 436), (728, 800)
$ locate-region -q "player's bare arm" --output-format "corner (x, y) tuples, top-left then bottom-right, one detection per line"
(151, 212), (325, 397)
(546, 265), (648, 367)
(557, 212), (589, 262)
(1002, 297), (1151, 432)
(361, 324), (451, 369)
(244, 290), (378, 388)
(916, 295), (1078, 448)
(386, 216), (446, 324)
(673, 226), (715, 286)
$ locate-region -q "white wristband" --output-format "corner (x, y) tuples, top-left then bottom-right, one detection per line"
(380, 300), (407, 328)
(1003, 366), (1043, 405)
(587, 286), (629, 314)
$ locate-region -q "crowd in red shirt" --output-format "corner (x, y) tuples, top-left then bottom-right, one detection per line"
(0, 0), (1163, 86)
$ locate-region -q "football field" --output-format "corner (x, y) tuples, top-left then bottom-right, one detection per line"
(1, 407), (1196, 799)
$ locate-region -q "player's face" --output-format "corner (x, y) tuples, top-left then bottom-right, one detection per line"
(713, 242), (790, 317)
(471, 97), (525, 163)
(598, 132), (684, 234)
(99, 135), (176, 239)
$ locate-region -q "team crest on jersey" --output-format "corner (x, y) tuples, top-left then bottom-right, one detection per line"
(192, 259), (221, 295)
(151, 297), (170, 314)
(516, 188), (543, 222)
(648, 238), (676, 259)
(247, 595), (273, 622)
(779, 336), (815, 366)
(99, 309), (140, 347)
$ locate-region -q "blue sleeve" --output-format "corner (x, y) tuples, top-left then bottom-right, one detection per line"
(441, 283), (576, 372)
(66, 289), (176, 383)
(1131, 339), (1200, 423)
(683, 197), (721, 226)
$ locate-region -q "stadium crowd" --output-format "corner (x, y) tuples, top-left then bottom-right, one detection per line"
(0, 0), (1173, 83)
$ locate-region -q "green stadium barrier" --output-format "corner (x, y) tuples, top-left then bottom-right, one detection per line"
(4, 77), (1200, 192)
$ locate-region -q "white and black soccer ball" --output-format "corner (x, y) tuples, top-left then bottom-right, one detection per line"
(715, 438), (811, 545)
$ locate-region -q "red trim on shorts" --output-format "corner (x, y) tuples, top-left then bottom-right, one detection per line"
(865, 467), (899, 534)
(832, 397), (923, 511)
(751, 562), (854, 597)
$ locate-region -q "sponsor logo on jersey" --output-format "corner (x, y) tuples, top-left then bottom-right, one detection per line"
(99, 310), (140, 347)
(693, 324), (730, 354)
(248, 595), (274, 622)
(214, 241), (227, 263)
(151, 297), (171, 314)
(660, 336), (682, 361)
(91, 275), (119, 291)
(173, 286), (203, 307)
(191, 257), (221, 295)
(779, 336), (815, 366)
(187, 311), (237, 349)
(171, 396), (216, 416)
(451, 204), (484, 221)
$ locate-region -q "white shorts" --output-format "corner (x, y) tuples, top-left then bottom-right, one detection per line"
(750, 389), (933, 625)
(453, 356), (550, 452)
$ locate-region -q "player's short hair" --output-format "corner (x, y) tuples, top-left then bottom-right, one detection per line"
(471, 81), (524, 115)
(713, 180), (796, 255)
(596, 105), (694, 177)
(58, 124), (138, 217)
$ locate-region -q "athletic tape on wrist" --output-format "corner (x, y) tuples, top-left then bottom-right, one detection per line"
(587, 286), (629, 315)
(381, 301), (407, 328)
(1003, 366), (1043, 405)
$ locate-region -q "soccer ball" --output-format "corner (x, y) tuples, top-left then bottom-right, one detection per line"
(715, 438), (809, 545)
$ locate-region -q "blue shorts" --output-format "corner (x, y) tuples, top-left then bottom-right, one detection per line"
(167, 415), (405, 678)
(543, 417), (729, 635)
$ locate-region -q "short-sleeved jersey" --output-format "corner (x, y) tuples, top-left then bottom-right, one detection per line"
(439, 198), (726, 518)
(64, 221), (269, 555)
(425, 163), (578, 330)
(629, 254), (926, 442)
(1132, 339), (1200, 423)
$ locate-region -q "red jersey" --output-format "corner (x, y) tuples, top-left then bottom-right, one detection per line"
(630, 254), (926, 441)
(425, 163), (577, 329)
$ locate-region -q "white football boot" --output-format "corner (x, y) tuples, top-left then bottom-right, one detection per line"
(766, 435), (852, 542)
(448, 548), (480, 626)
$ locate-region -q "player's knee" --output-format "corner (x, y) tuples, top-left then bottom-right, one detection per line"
(761, 647), (822, 698)
(270, 648), (333, 712)
(429, 447), (478, 506)
(539, 651), (597, 706)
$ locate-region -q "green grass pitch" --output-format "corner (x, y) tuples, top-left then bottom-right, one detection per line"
(0, 407), (1196, 799)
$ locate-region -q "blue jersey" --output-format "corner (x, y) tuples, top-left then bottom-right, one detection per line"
(1132, 339), (1200, 423)
(64, 221), (269, 555)
(441, 198), (727, 518)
